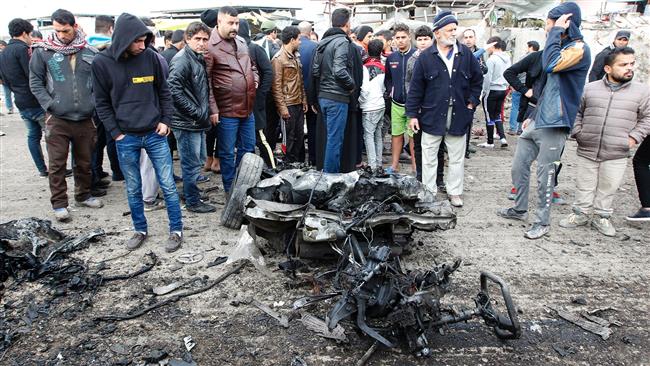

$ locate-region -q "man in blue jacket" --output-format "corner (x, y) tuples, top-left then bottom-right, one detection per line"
(298, 21), (318, 166)
(497, 2), (591, 240)
(406, 10), (483, 208)
(92, 13), (184, 252)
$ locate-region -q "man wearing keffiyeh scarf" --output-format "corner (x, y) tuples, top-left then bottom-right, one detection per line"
(29, 8), (102, 223)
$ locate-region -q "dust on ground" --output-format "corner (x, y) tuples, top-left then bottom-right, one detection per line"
(0, 112), (648, 366)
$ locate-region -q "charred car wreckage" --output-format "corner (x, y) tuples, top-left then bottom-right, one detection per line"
(221, 154), (522, 357)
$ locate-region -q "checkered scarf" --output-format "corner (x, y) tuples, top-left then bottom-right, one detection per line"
(33, 29), (88, 55)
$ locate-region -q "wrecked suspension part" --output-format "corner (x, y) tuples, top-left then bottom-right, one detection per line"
(325, 246), (522, 356)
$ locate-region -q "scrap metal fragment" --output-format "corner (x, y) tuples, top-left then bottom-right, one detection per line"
(549, 306), (612, 340)
(252, 300), (289, 328)
(357, 341), (379, 366)
(177, 252), (204, 265)
(299, 313), (347, 342)
(292, 293), (340, 310)
(152, 278), (200, 296)
(579, 312), (622, 327)
(184, 336), (196, 352)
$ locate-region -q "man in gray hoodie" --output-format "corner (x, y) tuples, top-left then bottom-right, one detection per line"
(478, 36), (511, 148)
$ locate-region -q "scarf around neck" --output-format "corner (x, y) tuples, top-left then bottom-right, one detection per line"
(34, 29), (88, 55)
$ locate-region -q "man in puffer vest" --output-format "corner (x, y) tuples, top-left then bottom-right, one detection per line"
(559, 47), (650, 236)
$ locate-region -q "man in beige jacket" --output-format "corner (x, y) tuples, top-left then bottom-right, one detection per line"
(560, 47), (650, 236)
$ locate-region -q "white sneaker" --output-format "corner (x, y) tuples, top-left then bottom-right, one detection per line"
(78, 197), (104, 208)
(449, 195), (463, 207)
(559, 212), (589, 228)
(500, 138), (508, 147)
(54, 207), (71, 222)
(591, 217), (616, 237)
(478, 142), (494, 148)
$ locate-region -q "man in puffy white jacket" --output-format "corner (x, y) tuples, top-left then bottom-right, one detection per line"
(359, 39), (386, 169)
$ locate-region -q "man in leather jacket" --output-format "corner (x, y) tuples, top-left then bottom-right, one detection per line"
(168, 22), (216, 214)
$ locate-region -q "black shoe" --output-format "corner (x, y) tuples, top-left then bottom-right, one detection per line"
(94, 177), (111, 188)
(91, 187), (107, 197)
(165, 232), (183, 253)
(465, 151), (471, 159)
(187, 201), (217, 213)
(112, 174), (125, 182)
(99, 171), (109, 179)
(65, 169), (73, 177)
(39, 171), (49, 177)
(437, 184), (446, 193)
(626, 208), (650, 222)
(126, 232), (147, 250)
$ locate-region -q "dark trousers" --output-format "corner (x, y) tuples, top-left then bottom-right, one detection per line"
(92, 121), (122, 182)
(306, 109), (317, 166)
(45, 116), (96, 209)
(282, 105), (305, 163)
(633, 138), (650, 207)
(206, 125), (219, 158)
(484, 90), (507, 144)
(264, 96), (281, 152)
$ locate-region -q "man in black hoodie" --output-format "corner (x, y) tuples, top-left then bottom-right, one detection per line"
(92, 13), (183, 253)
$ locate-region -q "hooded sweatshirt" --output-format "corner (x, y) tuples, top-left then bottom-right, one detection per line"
(536, 2), (591, 130)
(91, 13), (174, 139)
(482, 51), (511, 95)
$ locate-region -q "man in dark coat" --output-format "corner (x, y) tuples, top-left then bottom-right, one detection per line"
(588, 30), (629, 82)
(406, 10), (483, 208)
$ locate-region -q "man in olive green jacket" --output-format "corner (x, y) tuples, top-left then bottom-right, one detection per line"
(560, 47), (650, 236)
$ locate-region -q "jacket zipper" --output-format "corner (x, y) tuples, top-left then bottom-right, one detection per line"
(595, 90), (614, 159)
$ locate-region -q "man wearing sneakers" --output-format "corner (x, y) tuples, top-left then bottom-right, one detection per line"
(559, 47), (650, 236)
(29, 9), (103, 221)
(496, 3), (591, 239)
(628, 137), (650, 221)
(92, 13), (184, 252)
(478, 36), (511, 149)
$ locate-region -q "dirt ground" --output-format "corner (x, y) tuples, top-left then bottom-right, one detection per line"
(1, 111), (648, 366)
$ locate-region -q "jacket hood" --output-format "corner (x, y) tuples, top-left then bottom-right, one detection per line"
(109, 13), (154, 61)
(317, 29), (348, 52)
(238, 18), (252, 44)
(547, 2), (583, 41)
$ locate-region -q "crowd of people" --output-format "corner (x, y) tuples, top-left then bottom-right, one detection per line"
(0, 2), (648, 251)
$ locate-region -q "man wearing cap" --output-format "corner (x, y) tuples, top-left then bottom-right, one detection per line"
(588, 30), (630, 82)
(254, 21), (280, 59)
(406, 10), (483, 208)
(161, 29), (185, 66)
(497, 2), (591, 239)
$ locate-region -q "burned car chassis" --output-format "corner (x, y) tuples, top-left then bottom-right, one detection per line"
(238, 167), (522, 356)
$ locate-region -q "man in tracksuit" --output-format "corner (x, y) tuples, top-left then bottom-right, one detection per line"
(92, 13), (184, 252)
(384, 23), (414, 174)
(497, 2), (591, 240)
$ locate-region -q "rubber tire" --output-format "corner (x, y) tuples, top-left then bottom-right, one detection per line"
(220, 185), (250, 229)
(232, 153), (264, 190)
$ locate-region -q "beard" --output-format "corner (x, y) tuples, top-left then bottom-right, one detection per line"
(611, 72), (633, 83)
(438, 36), (455, 47)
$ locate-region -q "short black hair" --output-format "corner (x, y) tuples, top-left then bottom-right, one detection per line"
(186, 22), (210, 39)
(219, 6), (239, 17)
(605, 46), (635, 67)
(8, 18), (34, 38)
(368, 39), (383, 57)
(52, 9), (75, 26)
(375, 30), (392, 41)
(331, 8), (350, 28)
(95, 15), (114, 34)
(393, 23), (410, 36)
(31, 30), (42, 39)
(415, 25), (433, 39)
(281, 26), (300, 45)
(527, 41), (540, 51)
(487, 36), (506, 50)
(164, 30), (173, 42)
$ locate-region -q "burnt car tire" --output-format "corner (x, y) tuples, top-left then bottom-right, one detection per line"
(220, 185), (250, 229)
(233, 153), (264, 189)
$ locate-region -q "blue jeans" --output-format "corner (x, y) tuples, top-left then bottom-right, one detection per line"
(173, 129), (206, 206)
(19, 107), (47, 173)
(217, 114), (256, 192)
(3, 84), (13, 112)
(116, 131), (183, 234)
(319, 98), (348, 173)
(509, 91), (521, 132)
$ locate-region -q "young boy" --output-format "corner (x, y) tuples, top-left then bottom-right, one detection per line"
(359, 39), (387, 169)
